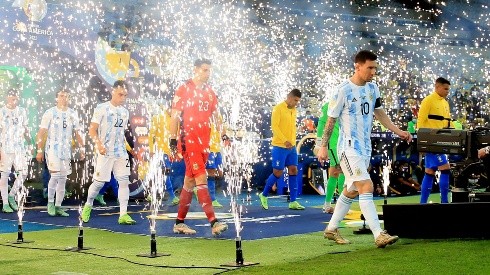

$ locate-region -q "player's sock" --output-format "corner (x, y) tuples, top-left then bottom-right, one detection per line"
(325, 176), (338, 205)
(176, 186), (193, 221)
(263, 173), (279, 196)
(117, 177), (130, 216)
(326, 194), (354, 231)
(86, 180), (105, 206)
(420, 173), (434, 203)
(196, 184), (216, 222)
(54, 174), (67, 207)
(439, 170), (450, 203)
(337, 174), (345, 195)
(359, 193), (382, 239)
(288, 174), (298, 202)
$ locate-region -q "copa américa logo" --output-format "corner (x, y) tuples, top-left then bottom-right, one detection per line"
(13, 0), (47, 22)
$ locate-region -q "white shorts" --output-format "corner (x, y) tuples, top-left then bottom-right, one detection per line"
(94, 154), (130, 182)
(46, 152), (72, 176)
(339, 153), (371, 192)
(0, 150), (29, 172)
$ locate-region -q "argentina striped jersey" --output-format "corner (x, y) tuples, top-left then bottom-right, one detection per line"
(0, 106), (28, 153)
(91, 102), (129, 157)
(327, 80), (381, 157)
(40, 107), (81, 160)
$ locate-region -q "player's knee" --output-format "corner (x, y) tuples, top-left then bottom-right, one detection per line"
(93, 180), (105, 189)
(288, 166), (298, 175)
(51, 171), (68, 179)
(272, 170), (283, 178)
(115, 175), (130, 186)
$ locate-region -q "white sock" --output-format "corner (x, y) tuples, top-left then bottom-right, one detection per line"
(47, 176), (58, 204)
(9, 173), (25, 197)
(326, 194), (354, 231)
(55, 175), (67, 207)
(0, 172), (9, 203)
(358, 193), (383, 239)
(117, 178), (130, 217)
(85, 180), (105, 206)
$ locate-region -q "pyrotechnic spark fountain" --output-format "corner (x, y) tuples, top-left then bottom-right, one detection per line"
(383, 160), (392, 205)
(10, 185), (33, 244)
(137, 150), (170, 258)
(66, 206), (92, 251)
(221, 133), (259, 267)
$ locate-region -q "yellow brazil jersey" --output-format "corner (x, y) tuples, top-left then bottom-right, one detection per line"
(271, 101), (297, 148)
(417, 92), (453, 129)
(149, 111), (171, 154)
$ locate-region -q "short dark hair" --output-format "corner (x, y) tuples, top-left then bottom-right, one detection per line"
(113, 80), (128, 89)
(7, 88), (19, 97)
(354, 50), (377, 64)
(194, 58), (212, 67)
(436, 77), (450, 85)
(289, 88), (301, 98)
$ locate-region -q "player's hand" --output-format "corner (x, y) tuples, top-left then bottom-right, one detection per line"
(399, 131), (412, 143)
(97, 143), (107, 155)
(36, 151), (44, 163)
(284, 141), (293, 149)
(316, 146), (329, 163)
(478, 148), (488, 159)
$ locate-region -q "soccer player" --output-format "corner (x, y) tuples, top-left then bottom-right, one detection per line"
(315, 102), (344, 214)
(316, 50), (412, 248)
(258, 88), (305, 210)
(148, 105), (180, 205)
(169, 58), (228, 236)
(81, 80), (136, 225)
(0, 89), (32, 213)
(35, 89), (85, 217)
(417, 77), (453, 204)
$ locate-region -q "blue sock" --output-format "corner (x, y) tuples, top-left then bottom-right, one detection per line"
(263, 174), (279, 196)
(288, 175), (298, 202)
(439, 170), (450, 203)
(420, 173), (434, 203)
(165, 176), (175, 199)
(207, 177), (216, 201)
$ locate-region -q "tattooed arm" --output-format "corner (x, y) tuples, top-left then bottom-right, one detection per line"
(315, 116), (337, 162)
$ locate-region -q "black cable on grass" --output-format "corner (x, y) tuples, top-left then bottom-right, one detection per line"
(0, 243), (239, 272)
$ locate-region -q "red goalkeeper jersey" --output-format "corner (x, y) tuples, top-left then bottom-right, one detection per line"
(172, 79), (218, 152)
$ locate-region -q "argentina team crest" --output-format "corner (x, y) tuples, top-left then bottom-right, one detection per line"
(355, 167), (362, 176)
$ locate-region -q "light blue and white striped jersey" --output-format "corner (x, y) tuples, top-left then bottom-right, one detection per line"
(91, 101), (129, 157)
(0, 106), (28, 153)
(327, 80), (381, 157)
(40, 107), (82, 160)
